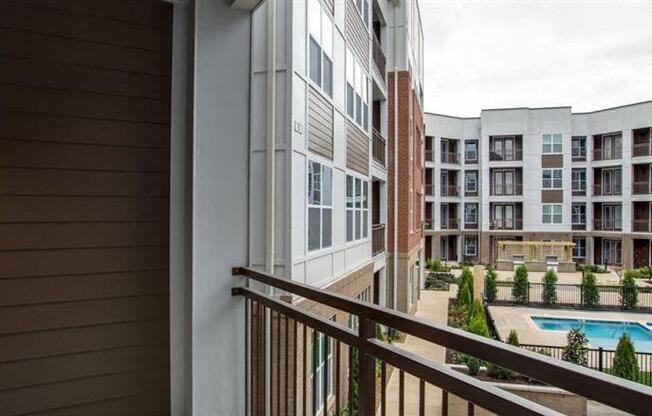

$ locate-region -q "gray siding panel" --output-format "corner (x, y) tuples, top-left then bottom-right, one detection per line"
(307, 86), (334, 159)
(347, 121), (370, 175)
(345, 0), (369, 71)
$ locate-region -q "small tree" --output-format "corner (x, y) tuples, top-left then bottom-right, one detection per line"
(562, 329), (589, 366)
(582, 271), (600, 308)
(506, 330), (520, 347)
(622, 271), (638, 310)
(541, 269), (558, 306)
(459, 267), (474, 299)
(641, 266), (652, 284)
(485, 266), (498, 303)
(512, 265), (529, 304)
(458, 312), (489, 375)
(457, 283), (473, 324)
(469, 298), (484, 322)
(487, 330), (520, 380)
(612, 333), (640, 382)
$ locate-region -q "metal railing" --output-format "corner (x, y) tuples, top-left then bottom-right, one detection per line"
(232, 267), (652, 415)
(633, 142), (651, 157)
(372, 223), (385, 256)
(490, 218), (523, 230)
(490, 183), (523, 196)
(441, 185), (460, 197)
(633, 180), (651, 195)
(593, 218), (622, 232)
(425, 184), (435, 196)
(372, 33), (386, 83)
(633, 219), (651, 233)
(441, 218), (460, 230)
(489, 281), (652, 311)
(441, 151), (460, 164)
(593, 148), (622, 161)
(372, 128), (386, 166)
(520, 344), (652, 387)
(425, 149), (435, 162)
(424, 218), (434, 230)
(489, 149), (523, 162)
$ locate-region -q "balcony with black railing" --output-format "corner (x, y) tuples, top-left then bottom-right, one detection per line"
(232, 267), (652, 416)
(372, 32), (386, 83)
(372, 127), (385, 166)
(372, 223), (385, 255)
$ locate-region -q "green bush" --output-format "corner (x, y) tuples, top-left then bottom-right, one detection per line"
(458, 312), (490, 375)
(582, 271), (600, 308)
(485, 266), (498, 303)
(639, 266), (652, 282)
(469, 299), (484, 322)
(511, 265), (529, 304)
(487, 330), (519, 380)
(542, 269), (558, 306)
(622, 272), (639, 310)
(457, 283), (473, 323)
(612, 333), (640, 381)
(578, 264), (609, 274)
(562, 329), (589, 366)
(458, 267), (474, 299)
(506, 330), (520, 346)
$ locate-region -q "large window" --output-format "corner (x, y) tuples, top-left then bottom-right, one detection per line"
(346, 48), (369, 131)
(572, 238), (586, 258)
(346, 175), (369, 242)
(465, 140), (478, 163)
(464, 203), (478, 225)
(572, 169), (586, 193)
(492, 169), (515, 195)
(354, 0), (370, 27)
(572, 203), (586, 225)
(602, 168), (622, 195)
(542, 133), (563, 154)
(312, 330), (333, 413)
(492, 204), (515, 229)
(542, 169), (563, 189)
(601, 133), (622, 160)
(308, 0), (333, 97)
(308, 161), (333, 251)
(465, 171), (478, 194)
(602, 204), (622, 231)
(572, 136), (586, 160)
(491, 136), (516, 161)
(464, 235), (478, 256)
(542, 204), (562, 224)
(602, 239), (622, 265)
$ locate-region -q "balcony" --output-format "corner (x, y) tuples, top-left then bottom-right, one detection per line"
(441, 184), (460, 197)
(633, 127), (652, 157)
(592, 148), (622, 161)
(372, 127), (386, 166)
(489, 149), (523, 162)
(424, 217), (434, 230)
(490, 183), (523, 196)
(633, 181), (651, 195)
(592, 184), (622, 197)
(633, 219), (650, 233)
(372, 32), (386, 83)
(633, 143), (652, 158)
(594, 218), (622, 232)
(440, 151), (460, 164)
(232, 267), (651, 416)
(441, 217), (459, 230)
(490, 217), (523, 230)
(372, 223), (385, 255)
(425, 184), (434, 196)
(425, 149), (434, 162)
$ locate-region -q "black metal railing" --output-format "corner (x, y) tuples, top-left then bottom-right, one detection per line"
(489, 281), (652, 311)
(372, 128), (386, 166)
(372, 33), (386, 83)
(520, 344), (652, 387)
(232, 267), (652, 416)
(372, 223), (385, 256)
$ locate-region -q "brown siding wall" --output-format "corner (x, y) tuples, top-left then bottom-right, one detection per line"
(345, 0), (369, 71)
(0, 2), (172, 414)
(542, 190), (564, 203)
(542, 154), (564, 168)
(346, 121), (370, 175)
(307, 85), (334, 159)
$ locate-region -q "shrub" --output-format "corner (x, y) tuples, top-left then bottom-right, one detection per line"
(512, 265), (529, 304)
(582, 271), (600, 308)
(542, 269), (558, 306)
(622, 272), (639, 310)
(487, 330), (520, 380)
(612, 333), (640, 382)
(506, 330), (520, 347)
(457, 283), (473, 323)
(581, 264), (609, 274)
(562, 329), (589, 366)
(458, 267), (474, 299)
(469, 299), (484, 322)
(639, 266), (652, 282)
(386, 327), (400, 343)
(485, 266), (498, 303)
(458, 312), (490, 375)
(425, 258), (437, 271)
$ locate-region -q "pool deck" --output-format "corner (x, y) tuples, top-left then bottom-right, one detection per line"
(487, 305), (652, 347)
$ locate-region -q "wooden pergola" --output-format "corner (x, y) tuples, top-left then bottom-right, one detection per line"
(497, 241), (575, 263)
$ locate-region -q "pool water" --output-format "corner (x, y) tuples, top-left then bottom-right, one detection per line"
(532, 316), (652, 353)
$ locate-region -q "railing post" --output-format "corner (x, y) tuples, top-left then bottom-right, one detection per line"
(358, 318), (376, 416)
(598, 347), (604, 373)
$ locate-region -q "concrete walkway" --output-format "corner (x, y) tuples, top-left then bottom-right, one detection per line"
(380, 288), (454, 415)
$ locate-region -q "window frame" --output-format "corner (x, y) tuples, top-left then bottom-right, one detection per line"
(572, 203), (586, 225)
(308, 0), (334, 97)
(308, 160), (333, 252)
(542, 133), (563, 154)
(464, 203), (478, 225)
(464, 140), (478, 163)
(346, 174), (369, 243)
(465, 170), (478, 194)
(572, 136), (586, 160)
(464, 235), (478, 256)
(542, 168), (563, 189)
(542, 204), (563, 224)
(572, 168), (586, 192)
(346, 47), (370, 132)
(572, 238), (586, 258)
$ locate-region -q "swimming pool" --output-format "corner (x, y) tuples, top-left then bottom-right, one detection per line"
(531, 316), (652, 353)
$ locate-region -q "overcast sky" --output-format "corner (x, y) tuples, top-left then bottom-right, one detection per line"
(420, 0), (652, 117)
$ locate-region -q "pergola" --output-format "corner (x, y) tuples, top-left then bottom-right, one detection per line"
(497, 241), (575, 263)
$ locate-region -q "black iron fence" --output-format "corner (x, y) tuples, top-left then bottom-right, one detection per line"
(520, 344), (652, 387)
(490, 281), (652, 311)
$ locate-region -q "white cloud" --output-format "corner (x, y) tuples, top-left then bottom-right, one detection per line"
(421, 0), (652, 116)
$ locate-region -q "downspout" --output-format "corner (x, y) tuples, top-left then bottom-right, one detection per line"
(264, 2), (276, 416)
(392, 2), (399, 310)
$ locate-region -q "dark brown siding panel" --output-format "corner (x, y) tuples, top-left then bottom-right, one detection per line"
(307, 86), (334, 159)
(542, 190), (564, 203)
(345, 0), (369, 71)
(0, 1), (171, 414)
(347, 121), (370, 175)
(542, 154), (563, 168)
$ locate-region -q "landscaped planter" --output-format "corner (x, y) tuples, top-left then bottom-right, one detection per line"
(443, 365), (587, 416)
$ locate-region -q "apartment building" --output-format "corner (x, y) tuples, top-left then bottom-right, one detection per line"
(424, 101), (652, 270)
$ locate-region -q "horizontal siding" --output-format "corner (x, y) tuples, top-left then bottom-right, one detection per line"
(307, 86), (334, 159)
(0, 1), (171, 414)
(345, 0), (369, 71)
(347, 121), (370, 175)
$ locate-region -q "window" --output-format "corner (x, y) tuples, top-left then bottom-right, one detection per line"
(572, 169), (586, 193)
(348, 287), (371, 329)
(602, 204), (622, 231)
(601, 133), (622, 160)
(542, 134), (563, 154)
(308, 161), (332, 251)
(491, 136), (516, 161)
(354, 0), (370, 27)
(346, 48), (369, 131)
(492, 204), (515, 229)
(572, 136), (586, 160)
(602, 168), (622, 195)
(308, 0), (333, 97)
(465, 140), (478, 163)
(542, 169), (563, 189)
(492, 169), (515, 195)
(465, 171), (478, 194)
(602, 239), (622, 265)
(572, 203), (586, 225)
(572, 238), (586, 258)
(464, 235), (478, 256)
(542, 204), (562, 224)
(346, 175), (369, 242)
(312, 330), (333, 413)
(464, 203), (478, 224)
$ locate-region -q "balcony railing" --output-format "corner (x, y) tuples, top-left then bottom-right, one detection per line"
(593, 184), (622, 196)
(372, 223), (385, 255)
(490, 217), (523, 230)
(489, 149), (523, 162)
(633, 180), (651, 195)
(372, 127), (386, 166)
(440, 151), (460, 164)
(425, 149), (434, 162)
(425, 184), (434, 196)
(424, 218), (434, 230)
(572, 222), (587, 231)
(490, 183), (523, 196)
(633, 219), (651, 233)
(372, 33), (386, 83)
(232, 267), (652, 416)
(594, 218), (622, 232)
(440, 184), (460, 197)
(593, 148), (622, 161)
(633, 142), (652, 157)
(441, 218), (459, 230)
